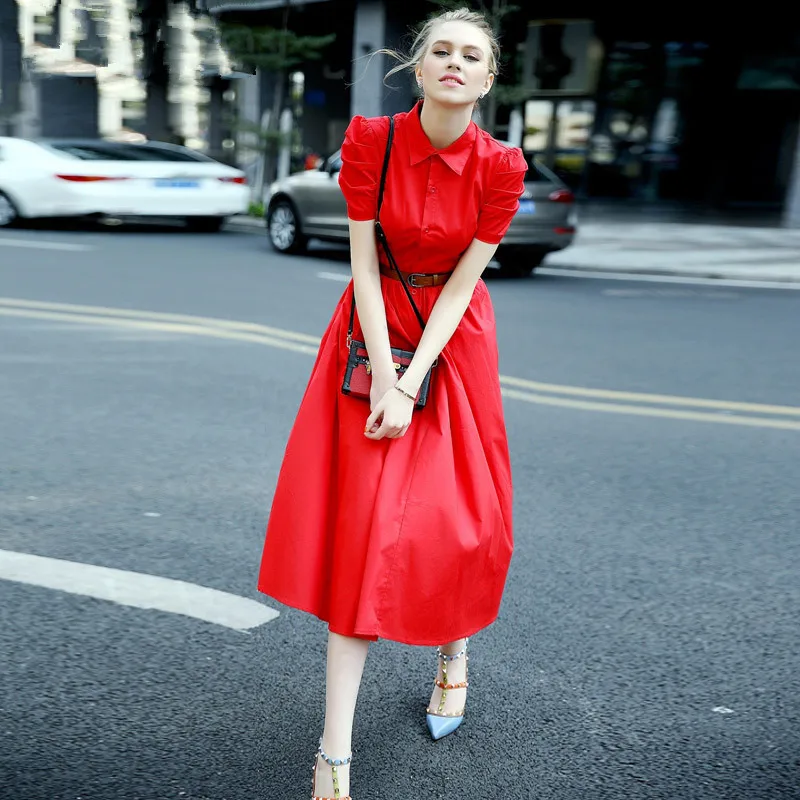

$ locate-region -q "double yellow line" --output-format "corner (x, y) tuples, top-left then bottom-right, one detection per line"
(2, 296), (799, 431)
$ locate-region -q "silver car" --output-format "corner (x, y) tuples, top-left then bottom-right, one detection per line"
(266, 148), (576, 277)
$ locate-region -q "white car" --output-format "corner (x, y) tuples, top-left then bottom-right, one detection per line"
(0, 137), (249, 232)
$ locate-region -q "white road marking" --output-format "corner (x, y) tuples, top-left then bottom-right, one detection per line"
(602, 288), (740, 299)
(143, 512), (161, 517)
(318, 271), (351, 282)
(712, 706), (735, 714)
(537, 267), (800, 290)
(0, 549), (279, 631)
(0, 237), (94, 252)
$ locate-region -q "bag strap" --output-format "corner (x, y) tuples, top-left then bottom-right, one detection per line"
(347, 115), (426, 342)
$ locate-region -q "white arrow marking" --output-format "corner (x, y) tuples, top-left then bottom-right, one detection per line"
(0, 549), (279, 631)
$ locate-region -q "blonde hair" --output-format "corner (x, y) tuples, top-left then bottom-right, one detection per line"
(381, 7), (500, 84)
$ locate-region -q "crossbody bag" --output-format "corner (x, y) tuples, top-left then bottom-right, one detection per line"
(341, 116), (435, 410)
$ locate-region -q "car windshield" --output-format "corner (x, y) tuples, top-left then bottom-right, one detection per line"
(521, 155), (559, 184)
(40, 141), (216, 163)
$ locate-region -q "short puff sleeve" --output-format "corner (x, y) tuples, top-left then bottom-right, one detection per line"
(338, 115), (384, 221)
(474, 148), (527, 244)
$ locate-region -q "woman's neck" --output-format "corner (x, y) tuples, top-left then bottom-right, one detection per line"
(418, 100), (473, 149)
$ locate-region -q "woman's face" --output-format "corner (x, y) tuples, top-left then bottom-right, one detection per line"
(417, 20), (494, 107)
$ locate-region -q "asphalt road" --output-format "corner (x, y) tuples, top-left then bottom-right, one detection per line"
(1, 224), (799, 800)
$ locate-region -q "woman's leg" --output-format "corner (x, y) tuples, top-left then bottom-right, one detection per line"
(314, 630), (371, 797)
(428, 637), (468, 714)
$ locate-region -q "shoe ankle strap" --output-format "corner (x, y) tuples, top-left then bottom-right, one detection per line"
(317, 738), (353, 767)
(436, 637), (469, 662)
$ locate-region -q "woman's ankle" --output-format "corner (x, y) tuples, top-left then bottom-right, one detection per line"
(438, 637), (467, 656)
(319, 731), (352, 759)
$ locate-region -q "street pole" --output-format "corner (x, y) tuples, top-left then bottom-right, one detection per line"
(784, 128), (800, 228)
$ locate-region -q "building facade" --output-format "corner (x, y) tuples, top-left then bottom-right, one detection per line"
(1, 0), (236, 149)
(203, 0), (800, 223)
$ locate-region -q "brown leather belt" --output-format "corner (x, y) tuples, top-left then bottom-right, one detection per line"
(379, 263), (453, 287)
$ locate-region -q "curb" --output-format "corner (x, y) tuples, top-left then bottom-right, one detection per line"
(539, 262), (800, 284)
(226, 217), (265, 233)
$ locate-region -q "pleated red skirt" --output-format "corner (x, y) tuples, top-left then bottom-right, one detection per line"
(257, 275), (513, 646)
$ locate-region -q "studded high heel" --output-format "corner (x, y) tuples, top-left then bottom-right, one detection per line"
(311, 738), (352, 800)
(425, 638), (469, 741)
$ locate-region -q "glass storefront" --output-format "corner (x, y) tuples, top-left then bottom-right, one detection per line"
(519, 20), (800, 210)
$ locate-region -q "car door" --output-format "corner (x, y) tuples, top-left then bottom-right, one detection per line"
(308, 152), (349, 238)
(0, 139), (62, 219)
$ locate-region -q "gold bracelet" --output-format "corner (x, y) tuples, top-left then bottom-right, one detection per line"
(394, 384), (416, 402)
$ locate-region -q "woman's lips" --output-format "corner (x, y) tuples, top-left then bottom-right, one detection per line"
(440, 77), (463, 87)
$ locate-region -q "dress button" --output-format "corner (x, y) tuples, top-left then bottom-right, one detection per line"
(430, 186), (437, 194)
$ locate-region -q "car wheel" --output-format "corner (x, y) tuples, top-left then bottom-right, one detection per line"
(496, 250), (547, 278)
(186, 216), (226, 233)
(0, 191), (19, 228)
(267, 200), (307, 254)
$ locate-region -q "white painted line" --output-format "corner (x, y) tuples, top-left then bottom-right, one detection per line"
(0, 237), (94, 252)
(537, 267), (800, 290)
(0, 549), (279, 631)
(318, 271), (351, 283)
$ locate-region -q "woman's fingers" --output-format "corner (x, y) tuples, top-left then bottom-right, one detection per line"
(365, 394), (414, 440)
(365, 406), (382, 432)
(367, 417), (411, 440)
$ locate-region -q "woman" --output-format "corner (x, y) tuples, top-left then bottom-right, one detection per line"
(257, 7), (526, 798)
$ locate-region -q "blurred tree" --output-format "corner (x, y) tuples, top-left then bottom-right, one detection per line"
(136, 0), (205, 142)
(218, 5), (335, 189)
(426, 0), (527, 135)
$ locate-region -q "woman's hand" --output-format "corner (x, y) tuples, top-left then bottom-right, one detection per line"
(365, 380), (415, 440)
(369, 369), (398, 412)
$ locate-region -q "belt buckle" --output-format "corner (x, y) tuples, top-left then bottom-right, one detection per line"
(408, 273), (425, 288)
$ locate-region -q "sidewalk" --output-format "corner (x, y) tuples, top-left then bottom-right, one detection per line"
(227, 214), (800, 284)
(544, 222), (800, 283)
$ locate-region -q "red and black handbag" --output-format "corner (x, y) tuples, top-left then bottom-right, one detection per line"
(341, 116), (434, 410)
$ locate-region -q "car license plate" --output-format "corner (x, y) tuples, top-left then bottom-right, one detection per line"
(154, 179), (200, 188)
(517, 199), (535, 215)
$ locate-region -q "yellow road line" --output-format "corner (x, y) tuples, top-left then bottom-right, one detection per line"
(3, 297), (799, 428)
(500, 375), (800, 417)
(501, 389), (800, 432)
(0, 296), (321, 345)
(0, 307), (318, 356)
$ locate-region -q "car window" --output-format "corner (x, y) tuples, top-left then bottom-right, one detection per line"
(122, 144), (216, 162)
(44, 143), (136, 160)
(521, 155), (554, 184)
(323, 151), (342, 172)
(43, 141), (215, 162)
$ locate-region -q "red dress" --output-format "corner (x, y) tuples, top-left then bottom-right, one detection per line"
(258, 104), (527, 646)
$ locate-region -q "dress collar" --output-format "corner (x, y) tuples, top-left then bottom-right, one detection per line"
(405, 102), (477, 175)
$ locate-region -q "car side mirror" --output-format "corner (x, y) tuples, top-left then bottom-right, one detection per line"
(327, 160), (341, 176)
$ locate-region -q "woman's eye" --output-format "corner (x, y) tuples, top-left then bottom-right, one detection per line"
(434, 50), (449, 57)
(465, 54), (479, 62)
